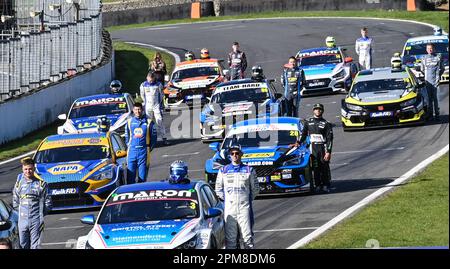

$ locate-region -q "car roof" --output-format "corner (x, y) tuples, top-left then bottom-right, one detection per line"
(406, 35), (448, 43)
(232, 117), (300, 129)
(115, 181), (201, 194)
(44, 132), (108, 142)
(354, 67), (409, 82)
(75, 93), (127, 103)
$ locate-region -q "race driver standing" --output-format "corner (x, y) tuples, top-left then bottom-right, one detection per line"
(355, 27), (373, 70)
(215, 143), (259, 249)
(298, 104), (333, 193)
(420, 43), (444, 120)
(140, 72), (169, 146)
(227, 41), (248, 80)
(13, 157), (52, 249)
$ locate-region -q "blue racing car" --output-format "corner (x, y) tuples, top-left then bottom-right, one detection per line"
(296, 47), (358, 95)
(205, 117), (313, 195)
(77, 181), (225, 249)
(57, 93), (134, 135)
(200, 78), (285, 142)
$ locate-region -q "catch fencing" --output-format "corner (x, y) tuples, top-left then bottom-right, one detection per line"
(0, 0), (104, 102)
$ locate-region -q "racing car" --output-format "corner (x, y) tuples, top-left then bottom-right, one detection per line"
(341, 66), (430, 130)
(33, 131), (133, 210)
(76, 181), (224, 249)
(296, 47), (359, 95)
(200, 78), (284, 142)
(164, 59), (227, 110)
(57, 93), (134, 135)
(205, 117), (313, 195)
(401, 34), (449, 82)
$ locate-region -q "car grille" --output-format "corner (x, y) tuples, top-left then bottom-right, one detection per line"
(253, 166), (278, 177)
(305, 78), (331, 89)
(48, 181), (95, 208)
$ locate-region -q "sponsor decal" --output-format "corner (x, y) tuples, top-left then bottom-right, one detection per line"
(244, 161), (274, 166)
(242, 152), (275, 158)
(111, 189), (195, 202)
(51, 188), (78, 195)
(78, 122), (97, 129)
(216, 83), (266, 92)
(257, 177), (268, 183)
(185, 94), (203, 100)
(133, 128), (143, 138)
(48, 164), (84, 175)
(222, 104), (252, 113)
(74, 97), (125, 107)
(111, 224), (177, 232)
(408, 39), (446, 46)
(298, 49), (339, 58)
(370, 111), (393, 118)
(88, 138), (101, 144)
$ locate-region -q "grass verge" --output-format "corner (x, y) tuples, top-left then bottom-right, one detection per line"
(107, 10), (449, 33)
(113, 41), (175, 101)
(304, 154), (449, 248)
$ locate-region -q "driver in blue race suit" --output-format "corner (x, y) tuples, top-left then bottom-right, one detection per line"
(125, 102), (155, 184)
(167, 160), (191, 184)
(282, 56), (304, 117)
(215, 142), (259, 249)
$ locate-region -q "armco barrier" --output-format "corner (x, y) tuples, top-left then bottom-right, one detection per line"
(0, 42), (114, 145)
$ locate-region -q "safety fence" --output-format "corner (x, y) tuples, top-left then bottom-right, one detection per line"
(0, 0), (104, 102)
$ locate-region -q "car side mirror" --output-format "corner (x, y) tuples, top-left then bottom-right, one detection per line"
(344, 57), (353, 63)
(58, 114), (67, 120)
(164, 75), (170, 82)
(223, 69), (229, 77)
(80, 215), (95, 225)
(0, 220), (12, 231)
(209, 142), (220, 152)
(275, 93), (283, 99)
(342, 48), (348, 52)
(205, 208), (222, 219)
(268, 79), (275, 83)
(115, 150), (127, 159)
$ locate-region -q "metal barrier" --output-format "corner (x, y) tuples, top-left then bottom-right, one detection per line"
(0, 0), (104, 102)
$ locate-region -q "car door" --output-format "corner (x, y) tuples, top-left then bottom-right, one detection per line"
(0, 200), (19, 249)
(201, 185), (225, 248)
(110, 133), (128, 185)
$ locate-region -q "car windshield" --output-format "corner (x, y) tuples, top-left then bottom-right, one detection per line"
(212, 88), (270, 104)
(404, 42), (448, 56)
(98, 197), (199, 224)
(352, 78), (411, 94)
(35, 145), (109, 163)
(299, 53), (342, 66)
(172, 66), (219, 80)
(223, 130), (299, 148)
(69, 102), (128, 119)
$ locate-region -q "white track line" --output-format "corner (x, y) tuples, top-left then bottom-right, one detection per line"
(287, 144), (449, 249)
(46, 226), (85, 230)
(161, 152), (200, 158)
(333, 147), (405, 154)
(145, 26), (179, 31)
(125, 42), (181, 63)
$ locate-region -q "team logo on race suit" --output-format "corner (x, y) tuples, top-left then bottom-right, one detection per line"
(133, 128), (144, 138)
(48, 164), (84, 175)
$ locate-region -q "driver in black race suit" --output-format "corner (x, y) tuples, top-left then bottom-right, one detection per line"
(298, 103), (333, 193)
(227, 41), (248, 80)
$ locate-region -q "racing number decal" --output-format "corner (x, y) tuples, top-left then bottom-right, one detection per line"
(189, 202), (197, 210)
(118, 102), (127, 109)
(261, 88), (268, 93)
(101, 146), (109, 153)
(290, 130), (299, 137)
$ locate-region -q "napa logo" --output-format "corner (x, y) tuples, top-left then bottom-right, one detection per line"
(133, 128), (143, 138)
(48, 164), (84, 175)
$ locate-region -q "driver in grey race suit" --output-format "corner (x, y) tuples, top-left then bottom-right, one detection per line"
(215, 143), (259, 249)
(355, 27), (373, 70)
(227, 41), (248, 80)
(13, 157), (52, 249)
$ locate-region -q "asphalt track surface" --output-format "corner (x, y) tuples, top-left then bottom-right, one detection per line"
(0, 18), (448, 249)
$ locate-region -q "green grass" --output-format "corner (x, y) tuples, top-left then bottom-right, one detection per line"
(113, 41), (175, 102)
(107, 10), (449, 33)
(305, 154), (449, 248)
(0, 122), (59, 162)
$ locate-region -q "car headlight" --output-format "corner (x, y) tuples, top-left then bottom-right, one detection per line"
(400, 98), (416, 108)
(332, 69), (346, 79)
(176, 235), (198, 249)
(346, 103), (363, 111)
(91, 169), (113, 181)
(85, 240), (94, 249)
(282, 157), (301, 166)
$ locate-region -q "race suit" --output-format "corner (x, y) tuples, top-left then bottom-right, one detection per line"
(227, 51), (247, 80)
(355, 36), (373, 70)
(420, 53), (444, 117)
(299, 117), (333, 188)
(140, 81), (167, 140)
(125, 116), (156, 183)
(12, 174), (52, 249)
(215, 163), (259, 249)
(282, 65), (304, 117)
